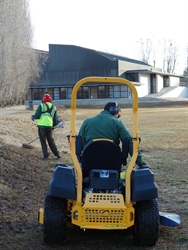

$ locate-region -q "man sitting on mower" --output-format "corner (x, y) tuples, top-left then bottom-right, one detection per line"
(78, 102), (146, 168)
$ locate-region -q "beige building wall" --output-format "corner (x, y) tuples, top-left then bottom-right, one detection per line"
(135, 73), (150, 97)
(169, 76), (180, 86)
(118, 60), (162, 76)
(157, 74), (164, 92)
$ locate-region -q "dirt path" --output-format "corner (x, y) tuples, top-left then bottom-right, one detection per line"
(0, 106), (26, 116)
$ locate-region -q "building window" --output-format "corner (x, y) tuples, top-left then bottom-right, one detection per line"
(83, 87), (89, 98)
(98, 86), (105, 98)
(91, 86), (98, 98)
(120, 85), (128, 98)
(60, 88), (66, 99)
(150, 74), (157, 93)
(126, 73), (138, 82)
(67, 87), (72, 99)
(114, 85), (121, 98)
(128, 87), (133, 98)
(77, 86), (90, 99)
(105, 86), (110, 98)
(77, 87), (82, 99)
(54, 88), (60, 100)
(46, 88), (53, 98)
(32, 88), (45, 100)
(163, 76), (169, 87)
(109, 86), (113, 98)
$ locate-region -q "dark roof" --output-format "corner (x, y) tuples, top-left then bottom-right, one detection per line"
(126, 69), (152, 73)
(96, 51), (151, 66)
(52, 44), (152, 67)
(126, 69), (181, 77)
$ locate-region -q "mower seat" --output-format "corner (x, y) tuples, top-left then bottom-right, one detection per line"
(81, 138), (129, 178)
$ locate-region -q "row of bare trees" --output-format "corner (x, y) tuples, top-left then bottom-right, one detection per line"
(0, 0), (42, 107)
(136, 38), (187, 74)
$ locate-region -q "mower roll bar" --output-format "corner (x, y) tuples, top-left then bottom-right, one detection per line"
(70, 77), (139, 207)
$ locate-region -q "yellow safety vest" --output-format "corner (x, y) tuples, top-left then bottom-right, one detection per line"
(37, 102), (56, 127)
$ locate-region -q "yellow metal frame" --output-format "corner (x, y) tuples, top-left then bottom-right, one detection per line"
(69, 77), (139, 229)
(71, 193), (135, 229)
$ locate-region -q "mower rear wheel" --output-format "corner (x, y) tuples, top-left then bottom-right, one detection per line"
(44, 195), (67, 245)
(133, 198), (159, 247)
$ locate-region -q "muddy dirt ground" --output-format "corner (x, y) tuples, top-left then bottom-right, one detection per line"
(0, 101), (188, 250)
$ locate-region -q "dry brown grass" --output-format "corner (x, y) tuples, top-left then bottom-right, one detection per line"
(0, 102), (188, 250)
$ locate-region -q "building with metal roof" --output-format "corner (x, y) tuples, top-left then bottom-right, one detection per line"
(27, 44), (181, 101)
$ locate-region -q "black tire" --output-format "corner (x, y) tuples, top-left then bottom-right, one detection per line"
(44, 195), (67, 245)
(133, 198), (159, 247)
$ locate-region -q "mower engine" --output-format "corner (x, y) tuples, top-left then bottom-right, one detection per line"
(82, 169), (124, 201)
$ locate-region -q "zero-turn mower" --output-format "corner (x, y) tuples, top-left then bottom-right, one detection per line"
(38, 77), (180, 247)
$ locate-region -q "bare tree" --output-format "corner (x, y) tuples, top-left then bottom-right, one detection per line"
(162, 39), (178, 74)
(136, 37), (180, 73)
(136, 37), (160, 67)
(0, 0), (43, 106)
(136, 38), (153, 64)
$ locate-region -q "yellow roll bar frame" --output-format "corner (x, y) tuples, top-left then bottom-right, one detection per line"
(70, 77), (139, 208)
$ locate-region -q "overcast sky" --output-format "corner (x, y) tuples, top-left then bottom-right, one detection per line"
(29, 0), (188, 74)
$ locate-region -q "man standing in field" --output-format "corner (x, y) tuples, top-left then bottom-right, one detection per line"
(78, 102), (146, 167)
(31, 93), (61, 160)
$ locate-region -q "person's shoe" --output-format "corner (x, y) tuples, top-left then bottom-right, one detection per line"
(43, 153), (49, 160)
(56, 153), (61, 158)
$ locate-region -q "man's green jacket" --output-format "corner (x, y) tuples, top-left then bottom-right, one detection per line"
(78, 110), (144, 166)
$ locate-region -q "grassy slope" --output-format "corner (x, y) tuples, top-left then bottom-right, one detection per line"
(0, 102), (188, 250)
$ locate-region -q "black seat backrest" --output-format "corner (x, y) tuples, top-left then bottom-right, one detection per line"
(81, 139), (123, 177)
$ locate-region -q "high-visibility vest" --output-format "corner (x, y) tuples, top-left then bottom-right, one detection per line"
(37, 102), (56, 127)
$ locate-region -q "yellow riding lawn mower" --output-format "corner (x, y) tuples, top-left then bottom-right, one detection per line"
(38, 77), (180, 247)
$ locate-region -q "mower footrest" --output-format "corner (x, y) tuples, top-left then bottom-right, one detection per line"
(159, 211), (180, 227)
